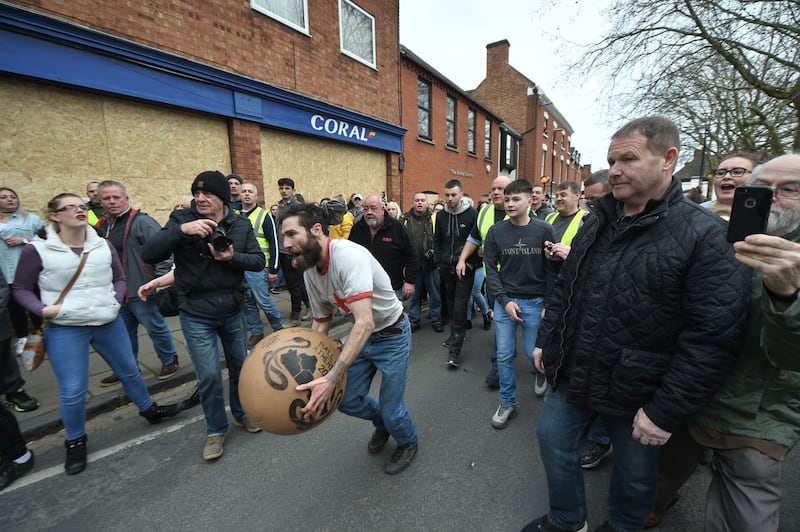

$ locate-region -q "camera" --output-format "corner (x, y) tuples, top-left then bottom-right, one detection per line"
(208, 225), (233, 252)
(424, 249), (435, 260)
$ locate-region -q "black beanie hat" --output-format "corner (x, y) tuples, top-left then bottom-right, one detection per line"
(191, 171), (230, 205)
(227, 173), (243, 184)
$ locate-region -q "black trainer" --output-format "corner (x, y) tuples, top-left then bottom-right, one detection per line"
(65, 435), (87, 475)
(482, 311), (493, 330)
(384, 444), (417, 475)
(485, 367), (500, 389)
(367, 429), (390, 454)
(140, 402), (182, 424)
(183, 384), (201, 410)
(522, 514), (588, 532)
(447, 352), (459, 368)
(581, 441), (613, 469)
(0, 451), (34, 491)
(5, 388), (39, 412)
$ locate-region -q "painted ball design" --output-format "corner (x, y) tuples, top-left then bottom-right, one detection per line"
(239, 327), (346, 435)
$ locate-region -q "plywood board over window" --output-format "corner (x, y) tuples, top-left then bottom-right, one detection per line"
(0, 78), (231, 224)
(260, 129), (386, 206)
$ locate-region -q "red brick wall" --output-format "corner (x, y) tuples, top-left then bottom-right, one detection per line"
(399, 60), (500, 211)
(13, 0), (401, 125)
(228, 118), (263, 193)
(472, 40), (584, 187)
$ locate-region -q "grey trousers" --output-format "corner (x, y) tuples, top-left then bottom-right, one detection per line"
(706, 447), (782, 532)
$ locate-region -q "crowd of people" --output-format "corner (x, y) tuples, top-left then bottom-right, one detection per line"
(0, 115), (799, 532)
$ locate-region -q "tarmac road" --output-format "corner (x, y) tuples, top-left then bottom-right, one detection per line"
(3, 320), (800, 531)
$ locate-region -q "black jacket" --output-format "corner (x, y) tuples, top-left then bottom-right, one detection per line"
(433, 197), (479, 268)
(536, 178), (751, 432)
(142, 206), (264, 318)
(403, 209), (436, 272)
(349, 215), (419, 290)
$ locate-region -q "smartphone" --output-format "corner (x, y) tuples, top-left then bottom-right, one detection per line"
(726, 186), (773, 242)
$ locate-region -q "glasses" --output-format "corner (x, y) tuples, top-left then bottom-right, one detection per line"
(753, 182), (800, 200)
(713, 167), (751, 178)
(364, 205), (383, 212)
(55, 204), (90, 213)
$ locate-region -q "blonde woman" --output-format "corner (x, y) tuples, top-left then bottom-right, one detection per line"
(13, 193), (182, 475)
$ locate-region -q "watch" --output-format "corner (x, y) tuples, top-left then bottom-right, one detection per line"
(22, 238), (30, 244)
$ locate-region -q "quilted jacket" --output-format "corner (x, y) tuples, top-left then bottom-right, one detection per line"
(536, 178), (751, 432)
(693, 225), (800, 450)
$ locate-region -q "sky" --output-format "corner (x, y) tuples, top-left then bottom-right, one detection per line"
(399, 0), (615, 170)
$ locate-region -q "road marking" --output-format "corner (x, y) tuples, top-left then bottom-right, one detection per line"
(2, 413), (206, 494)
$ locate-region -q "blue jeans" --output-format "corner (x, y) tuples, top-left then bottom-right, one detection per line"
(493, 298), (543, 406)
(338, 315), (418, 449)
(179, 310), (248, 435)
(588, 418), (610, 446)
(467, 267), (490, 319)
(44, 317), (153, 440)
(244, 270), (283, 335)
(408, 268), (441, 325)
(536, 386), (661, 532)
(120, 299), (177, 366)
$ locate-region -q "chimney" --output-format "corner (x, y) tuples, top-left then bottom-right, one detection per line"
(486, 39), (510, 76)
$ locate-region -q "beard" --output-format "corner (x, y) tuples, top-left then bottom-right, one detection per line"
(365, 216), (379, 228)
(767, 203), (800, 236)
(292, 237), (323, 271)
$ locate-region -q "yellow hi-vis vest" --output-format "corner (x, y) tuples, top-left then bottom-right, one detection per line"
(87, 209), (100, 228)
(247, 205), (270, 266)
(545, 209), (588, 246)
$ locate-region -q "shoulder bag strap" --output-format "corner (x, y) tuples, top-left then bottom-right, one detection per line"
(53, 251), (90, 306)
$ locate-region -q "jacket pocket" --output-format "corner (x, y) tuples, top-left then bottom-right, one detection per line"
(608, 347), (671, 406)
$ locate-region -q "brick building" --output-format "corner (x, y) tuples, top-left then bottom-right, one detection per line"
(398, 45), (520, 211)
(0, 1), (404, 222)
(471, 39), (588, 196)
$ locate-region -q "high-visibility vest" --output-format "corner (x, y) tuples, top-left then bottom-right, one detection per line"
(87, 209), (100, 228)
(247, 205), (270, 266)
(545, 209), (588, 246)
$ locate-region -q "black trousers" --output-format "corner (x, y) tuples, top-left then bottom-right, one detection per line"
(0, 335), (23, 396)
(279, 253), (309, 314)
(0, 338), (26, 461)
(439, 264), (474, 355)
(9, 286), (42, 339)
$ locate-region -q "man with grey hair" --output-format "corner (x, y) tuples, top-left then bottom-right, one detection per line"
(525, 116), (751, 532)
(96, 180), (179, 384)
(646, 153), (800, 532)
(349, 195), (418, 300)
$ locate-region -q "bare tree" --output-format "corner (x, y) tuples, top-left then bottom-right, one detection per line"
(580, 0), (800, 155)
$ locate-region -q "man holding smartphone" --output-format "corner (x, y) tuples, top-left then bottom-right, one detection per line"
(526, 116), (751, 532)
(646, 153), (800, 531)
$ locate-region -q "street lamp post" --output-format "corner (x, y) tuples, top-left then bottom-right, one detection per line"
(551, 127), (565, 197)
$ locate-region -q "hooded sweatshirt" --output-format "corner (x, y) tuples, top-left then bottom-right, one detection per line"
(433, 197), (479, 268)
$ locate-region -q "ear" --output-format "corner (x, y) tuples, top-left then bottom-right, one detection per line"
(663, 146), (679, 171)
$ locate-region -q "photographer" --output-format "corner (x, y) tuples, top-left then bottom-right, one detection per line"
(141, 170), (265, 461)
(402, 193), (441, 332)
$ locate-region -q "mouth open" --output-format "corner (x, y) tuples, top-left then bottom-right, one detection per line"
(720, 183), (736, 191)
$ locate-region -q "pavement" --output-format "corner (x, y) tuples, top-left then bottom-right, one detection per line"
(12, 287), (317, 441)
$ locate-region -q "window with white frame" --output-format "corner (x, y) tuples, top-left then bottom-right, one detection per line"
(418, 79), (431, 139)
(500, 131), (517, 171)
(446, 96), (457, 148)
(541, 144), (548, 178)
(467, 109), (476, 154)
(251, 0), (308, 33)
(484, 119), (492, 160)
(339, 0), (376, 68)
